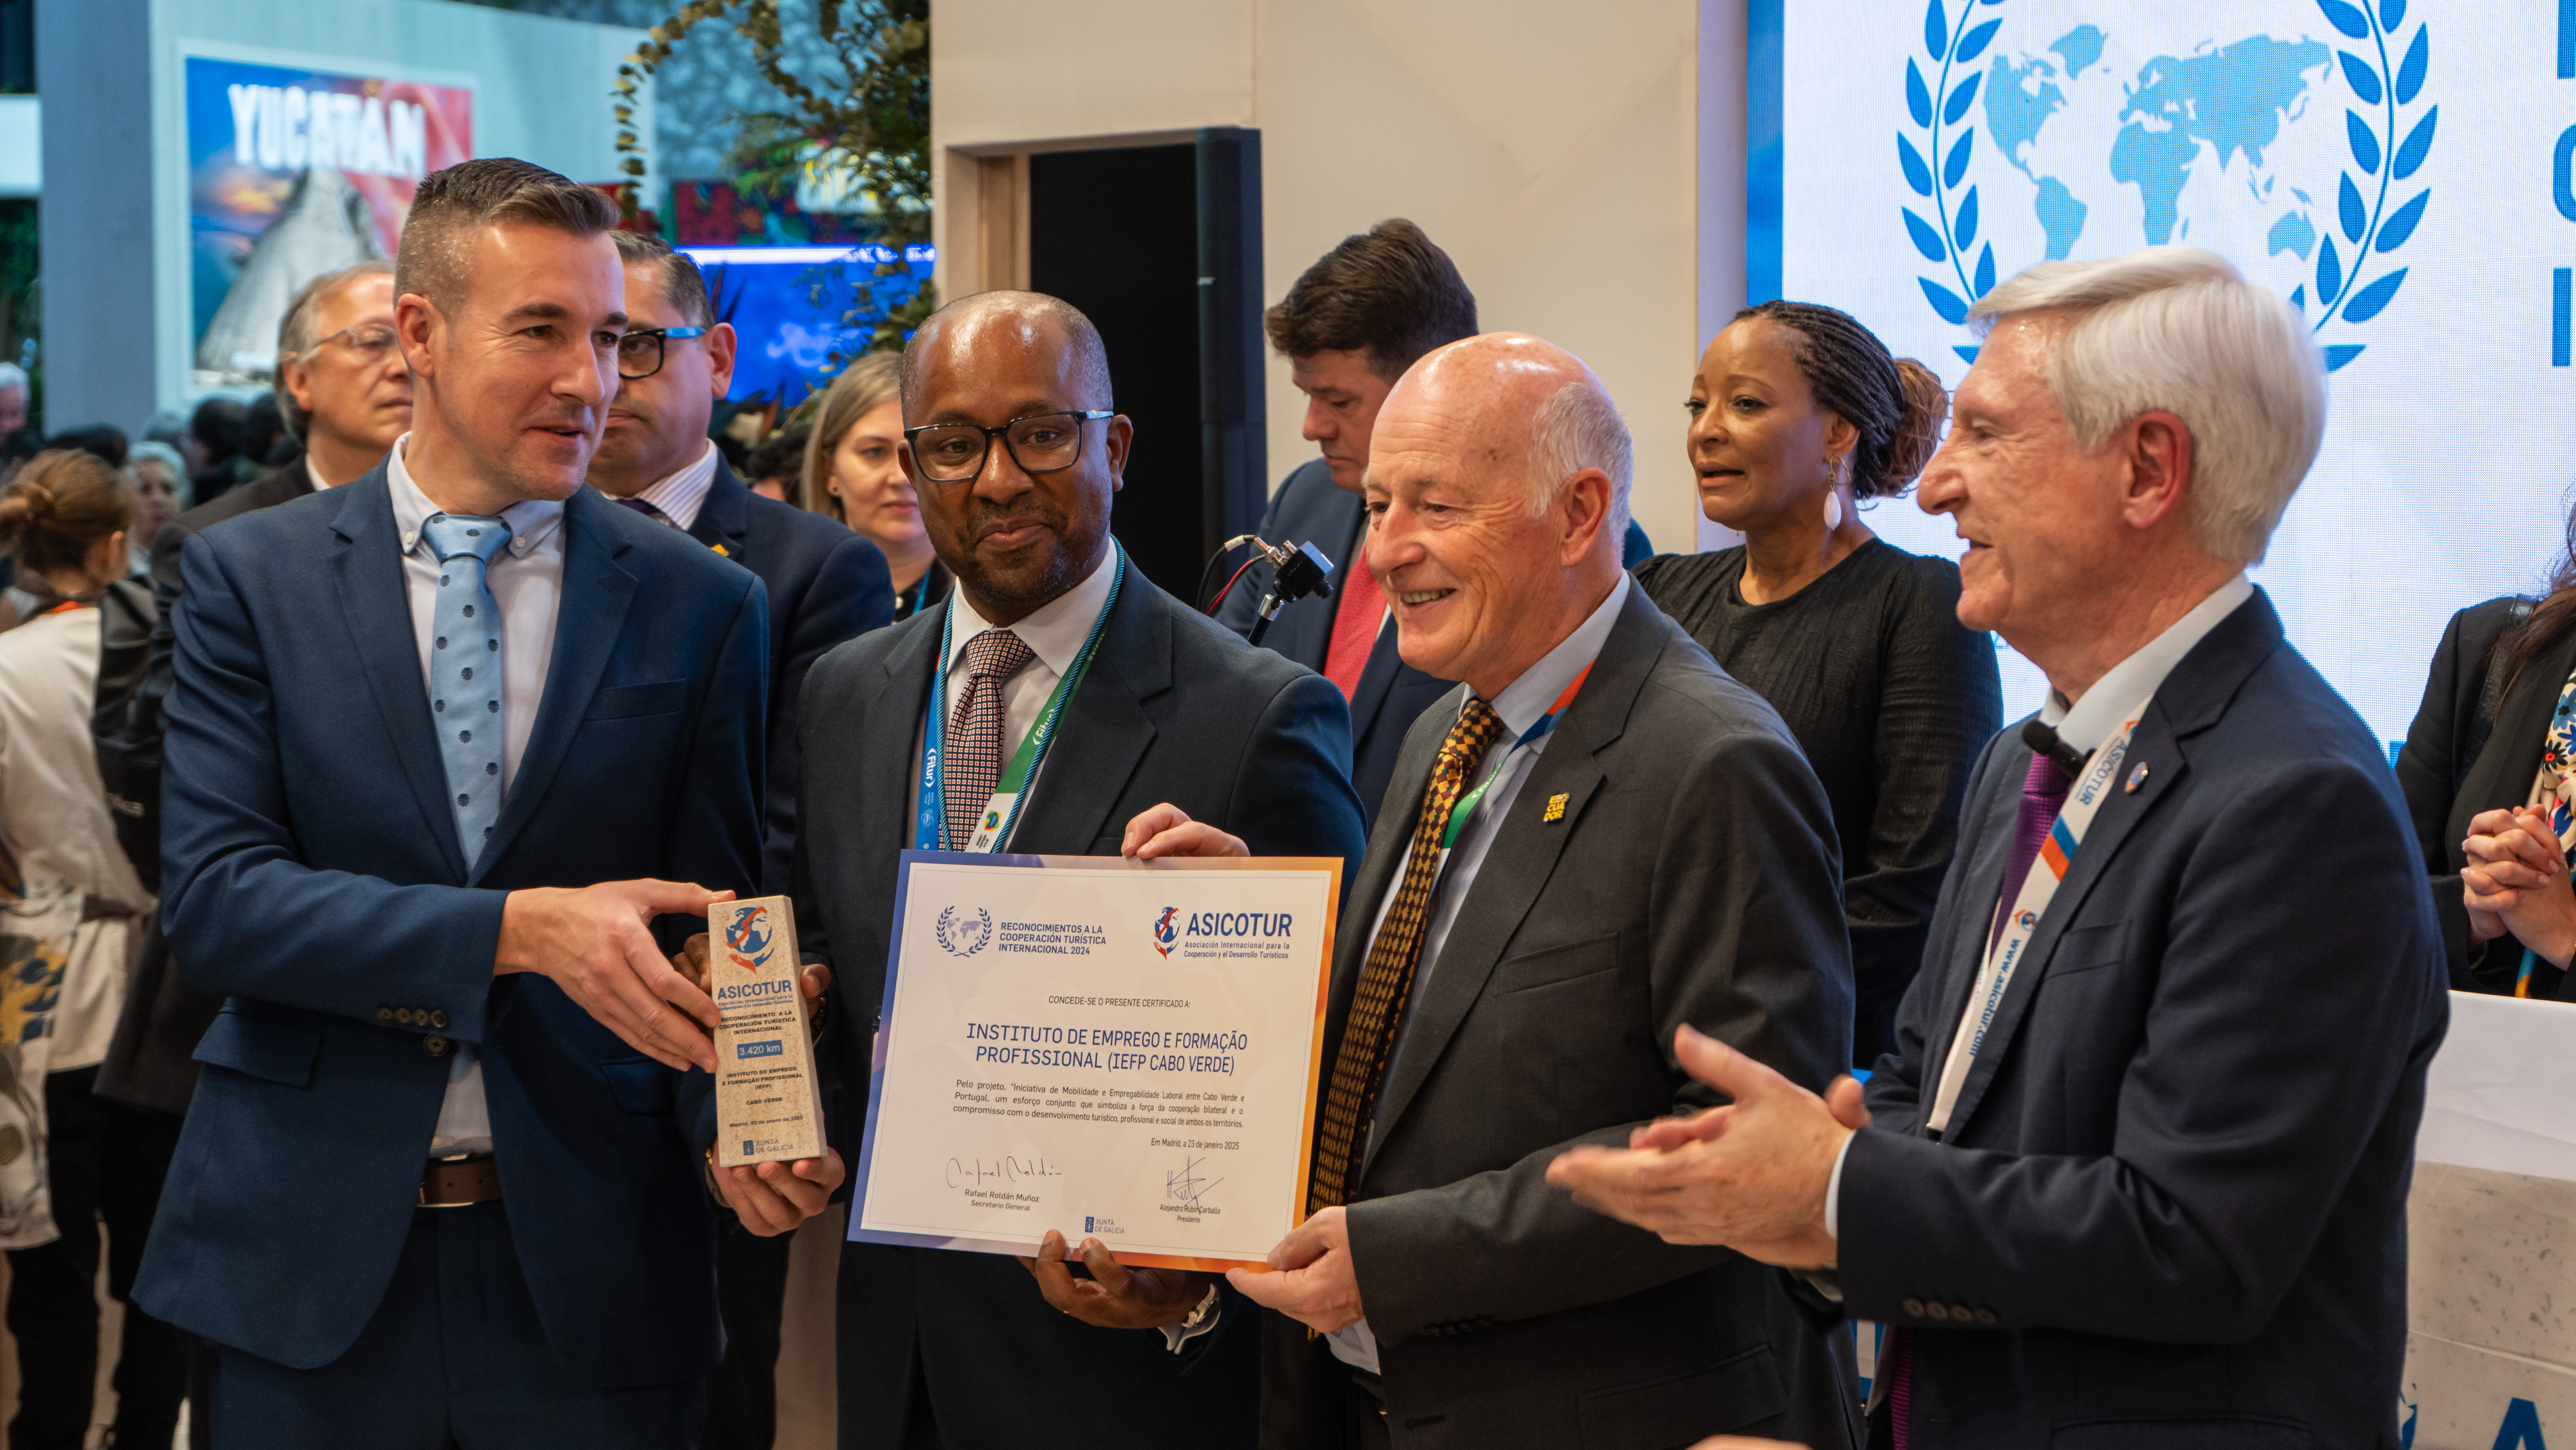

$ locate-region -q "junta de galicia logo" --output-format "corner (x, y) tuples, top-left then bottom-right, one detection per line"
(935, 905), (992, 957)
(1151, 907), (1180, 958)
(1898, 0), (2433, 373)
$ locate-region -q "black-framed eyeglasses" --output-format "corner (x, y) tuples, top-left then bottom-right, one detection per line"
(309, 323), (400, 361)
(615, 326), (710, 381)
(903, 411), (1116, 484)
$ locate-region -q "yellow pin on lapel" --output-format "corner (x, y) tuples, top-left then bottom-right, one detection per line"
(709, 543), (731, 557)
(1542, 793), (1569, 823)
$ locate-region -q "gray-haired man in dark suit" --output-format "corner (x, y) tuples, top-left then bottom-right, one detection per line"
(1146, 332), (1860, 1449)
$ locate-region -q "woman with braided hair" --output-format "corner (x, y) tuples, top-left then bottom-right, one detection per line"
(1634, 301), (2001, 1066)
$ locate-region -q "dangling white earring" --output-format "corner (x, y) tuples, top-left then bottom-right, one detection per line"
(1823, 488), (1843, 532)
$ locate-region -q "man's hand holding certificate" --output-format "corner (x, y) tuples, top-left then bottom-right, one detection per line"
(847, 806), (1341, 1298)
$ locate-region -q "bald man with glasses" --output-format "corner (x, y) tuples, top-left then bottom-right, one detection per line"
(791, 290), (1366, 1450)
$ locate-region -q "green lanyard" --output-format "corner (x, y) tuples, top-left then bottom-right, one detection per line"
(916, 547), (1127, 853)
(1439, 662), (1592, 851)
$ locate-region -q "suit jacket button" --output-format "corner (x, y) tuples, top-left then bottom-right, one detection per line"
(424, 1035), (450, 1057)
(1973, 1308), (1997, 1326)
(394, 1008), (413, 1025)
(377, 1007), (394, 1022)
(1925, 1302), (1951, 1322)
(1902, 1297), (1926, 1317)
(430, 1010), (450, 1029)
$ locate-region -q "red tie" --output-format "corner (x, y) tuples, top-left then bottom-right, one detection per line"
(1321, 552), (1386, 701)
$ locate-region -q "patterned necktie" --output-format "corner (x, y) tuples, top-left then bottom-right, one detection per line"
(1309, 697), (1507, 1212)
(1989, 751), (2072, 956)
(615, 495), (676, 528)
(944, 629), (1035, 851)
(421, 514), (513, 869)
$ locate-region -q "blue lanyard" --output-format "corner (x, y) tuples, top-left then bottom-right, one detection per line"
(914, 546), (1127, 853)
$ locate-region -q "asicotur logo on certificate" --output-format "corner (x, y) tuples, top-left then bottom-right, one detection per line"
(1151, 907), (1180, 958)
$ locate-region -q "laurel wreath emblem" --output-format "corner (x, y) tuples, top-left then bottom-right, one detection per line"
(934, 905), (992, 957)
(1898, 0), (2432, 372)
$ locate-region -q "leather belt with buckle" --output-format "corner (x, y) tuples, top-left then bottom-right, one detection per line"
(419, 1153), (501, 1208)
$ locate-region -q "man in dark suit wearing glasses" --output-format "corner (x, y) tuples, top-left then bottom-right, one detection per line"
(793, 290), (1366, 1449)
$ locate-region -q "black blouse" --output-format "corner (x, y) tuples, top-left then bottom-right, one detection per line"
(1634, 538), (2002, 1066)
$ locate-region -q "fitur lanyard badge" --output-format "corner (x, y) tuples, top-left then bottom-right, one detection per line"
(1925, 689), (2156, 1136)
(1438, 663), (1594, 853)
(914, 546), (1128, 855)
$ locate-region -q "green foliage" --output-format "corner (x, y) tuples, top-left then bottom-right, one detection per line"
(613, 0), (930, 247)
(612, 0), (935, 383)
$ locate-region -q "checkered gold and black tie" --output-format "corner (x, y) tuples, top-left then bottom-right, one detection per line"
(1308, 697), (1506, 1213)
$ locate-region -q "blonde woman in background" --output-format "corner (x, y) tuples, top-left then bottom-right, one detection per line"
(801, 352), (949, 619)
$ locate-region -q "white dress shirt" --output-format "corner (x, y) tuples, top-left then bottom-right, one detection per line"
(898, 547), (1227, 1348)
(612, 438), (720, 532)
(1821, 572), (2254, 1240)
(386, 435), (568, 1158)
(1327, 573), (1631, 1374)
(305, 453), (334, 494)
(902, 546), (1121, 841)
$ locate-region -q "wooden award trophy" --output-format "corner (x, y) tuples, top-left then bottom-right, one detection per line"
(707, 895), (828, 1168)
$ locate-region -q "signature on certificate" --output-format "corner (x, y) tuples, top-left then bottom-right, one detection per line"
(1164, 1156), (1224, 1210)
(944, 1156), (1065, 1189)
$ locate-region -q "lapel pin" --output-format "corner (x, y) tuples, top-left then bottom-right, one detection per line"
(2125, 761), (2150, 794)
(710, 543), (731, 557)
(1542, 793), (1569, 823)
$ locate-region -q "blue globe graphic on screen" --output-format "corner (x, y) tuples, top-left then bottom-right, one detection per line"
(1900, 0), (2432, 372)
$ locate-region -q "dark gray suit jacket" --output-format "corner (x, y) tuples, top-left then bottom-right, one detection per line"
(1263, 583), (1859, 1450)
(791, 563), (1367, 1450)
(1835, 591), (2446, 1447)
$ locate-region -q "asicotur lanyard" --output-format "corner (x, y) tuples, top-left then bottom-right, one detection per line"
(1439, 662), (1593, 851)
(1926, 689), (2155, 1135)
(914, 546), (1127, 854)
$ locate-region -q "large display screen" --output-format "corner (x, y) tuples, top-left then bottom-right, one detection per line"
(683, 244), (935, 408)
(185, 55), (472, 384)
(1756, 0), (2569, 749)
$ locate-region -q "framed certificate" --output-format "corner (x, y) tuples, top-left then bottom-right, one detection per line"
(848, 851), (1342, 1271)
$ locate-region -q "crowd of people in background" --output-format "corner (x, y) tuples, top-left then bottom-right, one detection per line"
(0, 153), (2546, 1449)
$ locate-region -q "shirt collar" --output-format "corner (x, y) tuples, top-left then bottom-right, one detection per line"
(304, 452), (332, 494)
(616, 438), (719, 532)
(387, 432), (565, 558)
(1484, 573), (1630, 739)
(942, 543), (1121, 679)
(2042, 572), (2254, 747)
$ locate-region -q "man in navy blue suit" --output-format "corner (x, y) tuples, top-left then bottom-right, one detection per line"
(135, 158), (841, 1449)
(587, 230), (892, 1450)
(1550, 248), (2449, 1448)
(589, 231), (895, 895)
(1221, 221), (1649, 826)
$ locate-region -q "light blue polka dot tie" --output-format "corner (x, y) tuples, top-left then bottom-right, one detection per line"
(422, 513), (512, 871)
